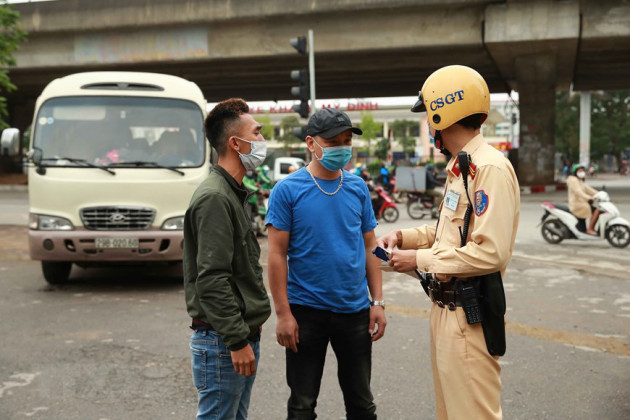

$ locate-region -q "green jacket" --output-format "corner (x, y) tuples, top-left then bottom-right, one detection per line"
(183, 165), (271, 350)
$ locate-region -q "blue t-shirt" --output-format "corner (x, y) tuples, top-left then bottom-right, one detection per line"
(266, 168), (378, 313)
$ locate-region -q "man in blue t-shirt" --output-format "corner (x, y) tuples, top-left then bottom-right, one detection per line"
(266, 108), (386, 420)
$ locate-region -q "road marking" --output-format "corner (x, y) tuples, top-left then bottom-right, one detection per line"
(387, 304), (630, 357)
(0, 372), (41, 398)
(614, 294), (630, 306)
(512, 252), (629, 280)
(24, 407), (49, 417)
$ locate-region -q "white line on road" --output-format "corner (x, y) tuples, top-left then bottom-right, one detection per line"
(0, 372), (41, 398)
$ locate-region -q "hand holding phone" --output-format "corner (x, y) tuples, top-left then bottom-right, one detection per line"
(372, 246), (391, 262)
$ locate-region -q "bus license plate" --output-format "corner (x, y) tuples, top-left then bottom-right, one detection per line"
(95, 238), (139, 249)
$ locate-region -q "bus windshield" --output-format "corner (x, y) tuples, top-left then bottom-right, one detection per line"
(33, 96), (205, 168)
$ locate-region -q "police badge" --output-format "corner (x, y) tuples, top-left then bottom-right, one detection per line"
(474, 190), (489, 216)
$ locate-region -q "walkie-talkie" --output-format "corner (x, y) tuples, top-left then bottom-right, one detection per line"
(456, 153), (483, 324)
(457, 281), (483, 324)
(457, 151), (473, 247)
(458, 151), (470, 180)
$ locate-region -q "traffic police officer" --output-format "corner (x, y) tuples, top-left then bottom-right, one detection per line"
(377, 65), (520, 420)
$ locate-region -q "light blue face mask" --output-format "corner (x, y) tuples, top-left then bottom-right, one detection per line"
(314, 139), (352, 171)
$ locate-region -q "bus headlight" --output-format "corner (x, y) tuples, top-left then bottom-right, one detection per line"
(161, 216), (184, 230)
(30, 213), (74, 231)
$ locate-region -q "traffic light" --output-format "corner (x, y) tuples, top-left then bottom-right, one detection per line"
(290, 36), (307, 55)
(290, 35), (310, 119)
(290, 69), (310, 119)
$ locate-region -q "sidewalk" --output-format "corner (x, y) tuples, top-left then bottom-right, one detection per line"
(0, 173), (27, 191)
(520, 183), (567, 194)
(0, 184), (27, 191)
(520, 173), (629, 194)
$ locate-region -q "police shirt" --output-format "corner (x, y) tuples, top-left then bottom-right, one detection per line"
(400, 134), (520, 278)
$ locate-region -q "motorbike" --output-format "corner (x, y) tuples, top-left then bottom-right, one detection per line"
(385, 176), (404, 203)
(255, 165), (275, 190)
(372, 185), (399, 223)
(406, 191), (440, 220)
(243, 173), (269, 237)
(540, 190), (630, 248)
(246, 190), (269, 237)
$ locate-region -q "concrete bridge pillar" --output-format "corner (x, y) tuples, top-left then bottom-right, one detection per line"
(484, 0), (580, 185)
(514, 54), (557, 185)
(7, 95), (36, 143)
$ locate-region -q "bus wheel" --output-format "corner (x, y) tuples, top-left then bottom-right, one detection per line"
(41, 261), (72, 285)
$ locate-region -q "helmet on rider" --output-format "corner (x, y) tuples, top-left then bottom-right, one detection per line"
(570, 164), (585, 176)
(411, 65), (490, 155)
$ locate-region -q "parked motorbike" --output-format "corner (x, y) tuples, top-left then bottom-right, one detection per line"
(540, 190), (630, 248)
(406, 191), (440, 220)
(372, 185), (399, 223)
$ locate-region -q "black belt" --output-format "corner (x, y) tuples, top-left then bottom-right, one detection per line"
(192, 317), (213, 329)
(191, 318), (261, 342)
(428, 280), (462, 310)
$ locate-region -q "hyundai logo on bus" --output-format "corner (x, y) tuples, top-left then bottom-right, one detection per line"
(429, 90), (464, 111)
(109, 213), (127, 224)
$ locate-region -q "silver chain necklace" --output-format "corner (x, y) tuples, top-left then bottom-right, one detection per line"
(306, 164), (343, 196)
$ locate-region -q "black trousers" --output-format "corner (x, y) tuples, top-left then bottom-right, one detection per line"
(286, 304), (376, 420)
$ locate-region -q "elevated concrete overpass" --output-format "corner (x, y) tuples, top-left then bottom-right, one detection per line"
(6, 0), (630, 184)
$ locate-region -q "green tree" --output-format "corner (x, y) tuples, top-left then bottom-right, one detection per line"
(253, 114), (275, 140)
(0, 1), (27, 129)
(366, 159), (382, 177)
(555, 91), (630, 163)
(591, 90), (630, 162)
(279, 115), (301, 151)
(374, 138), (388, 161)
(390, 119), (418, 157)
(555, 92), (580, 162)
(359, 112), (382, 152)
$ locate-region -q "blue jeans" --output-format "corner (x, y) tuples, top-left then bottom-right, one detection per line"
(190, 329), (260, 420)
(286, 305), (376, 420)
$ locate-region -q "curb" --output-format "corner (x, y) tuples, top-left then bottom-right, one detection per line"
(520, 184), (567, 194)
(0, 185), (28, 192)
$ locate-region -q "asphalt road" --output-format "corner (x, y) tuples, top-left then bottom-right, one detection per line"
(0, 176), (629, 419)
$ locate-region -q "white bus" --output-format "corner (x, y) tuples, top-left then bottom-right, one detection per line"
(20, 72), (209, 284)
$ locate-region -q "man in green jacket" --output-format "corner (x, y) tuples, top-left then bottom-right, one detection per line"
(183, 98), (271, 420)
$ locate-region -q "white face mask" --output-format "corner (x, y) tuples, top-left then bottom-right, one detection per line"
(577, 171), (586, 179)
(234, 136), (267, 170)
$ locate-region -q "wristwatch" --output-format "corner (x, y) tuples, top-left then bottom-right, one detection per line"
(371, 300), (386, 309)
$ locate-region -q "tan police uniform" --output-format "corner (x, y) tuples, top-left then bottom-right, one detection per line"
(399, 133), (520, 420)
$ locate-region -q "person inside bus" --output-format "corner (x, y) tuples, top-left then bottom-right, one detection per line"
(152, 129), (197, 166)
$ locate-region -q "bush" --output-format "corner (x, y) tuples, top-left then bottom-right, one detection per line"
(366, 159), (382, 176)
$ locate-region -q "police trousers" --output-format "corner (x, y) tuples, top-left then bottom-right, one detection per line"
(430, 303), (502, 420)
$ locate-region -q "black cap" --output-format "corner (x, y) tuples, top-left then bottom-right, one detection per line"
(306, 108), (362, 139)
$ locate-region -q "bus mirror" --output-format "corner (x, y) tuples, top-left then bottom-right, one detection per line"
(29, 148), (43, 165)
(1, 128), (20, 157)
